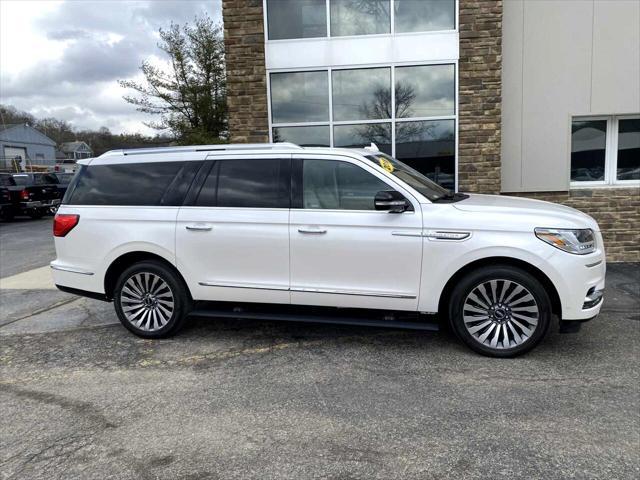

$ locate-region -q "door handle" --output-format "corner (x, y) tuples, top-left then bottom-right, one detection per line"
(298, 227), (327, 234)
(186, 224), (212, 231)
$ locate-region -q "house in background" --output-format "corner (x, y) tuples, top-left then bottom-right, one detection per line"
(0, 123), (57, 170)
(60, 141), (93, 160)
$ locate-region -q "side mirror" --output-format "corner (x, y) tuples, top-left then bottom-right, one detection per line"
(374, 190), (411, 213)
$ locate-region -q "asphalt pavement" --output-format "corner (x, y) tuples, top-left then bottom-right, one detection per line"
(0, 218), (638, 479)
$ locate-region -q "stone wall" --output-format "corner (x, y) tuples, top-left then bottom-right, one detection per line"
(506, 189), (640, 263)
(458, 0), (502, 194)
(222, 0), (269, 143)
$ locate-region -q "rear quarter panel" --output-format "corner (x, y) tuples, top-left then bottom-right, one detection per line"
(52, 205), (179, 294)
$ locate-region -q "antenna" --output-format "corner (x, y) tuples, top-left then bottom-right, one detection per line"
(364, 143), (379, 152)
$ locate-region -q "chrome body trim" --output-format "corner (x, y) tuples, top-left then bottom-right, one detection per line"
(199, 281), (415, 299)
(50, 265), (94, 276)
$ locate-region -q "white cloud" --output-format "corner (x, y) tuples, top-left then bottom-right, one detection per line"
(0, 0), (221, 135)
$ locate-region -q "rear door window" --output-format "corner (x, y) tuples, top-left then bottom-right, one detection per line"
(195, 159), (290, 208)
(67, 161), (193, 206)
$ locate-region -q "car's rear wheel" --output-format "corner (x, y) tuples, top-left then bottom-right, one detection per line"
(449, 266), (551, 357)
(28, 208), (44, 219)
(113, 261), (191, 338)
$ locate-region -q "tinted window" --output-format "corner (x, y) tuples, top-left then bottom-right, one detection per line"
(395, 64), (455, 118)
(35, 174), (59, 185)
(0, 175), (16, 186)
(12, 175), (29, 186)
(270, 71), (329, 123)
(267, 0), (327, 40)
(303, 159), (389, 210)
(68, 162), (186, 206)
(617, 118), (640, 181)
(332, 67), (391, 121)
(333, 123), (392, 155)
(273, 126), (330, 146)
(571, 120), (606, 182)
(330, 0), (390, 36)
(394, 0), (455, 33)
(196, 159), (290, 208)
(395, 119), (455, 190)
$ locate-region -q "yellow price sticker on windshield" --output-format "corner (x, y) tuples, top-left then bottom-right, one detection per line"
(379, 157), (394, 173)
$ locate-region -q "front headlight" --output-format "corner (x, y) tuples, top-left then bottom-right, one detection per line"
(535, 228), (596, 255)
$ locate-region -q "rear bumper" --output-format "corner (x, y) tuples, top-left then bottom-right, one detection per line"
(20, 199), (60, 209)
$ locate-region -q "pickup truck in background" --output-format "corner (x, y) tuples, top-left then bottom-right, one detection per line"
(0, 173), (61, 219)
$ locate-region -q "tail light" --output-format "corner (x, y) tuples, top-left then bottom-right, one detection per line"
(19, 189), (29, 200)
(53, 214), (80, 237)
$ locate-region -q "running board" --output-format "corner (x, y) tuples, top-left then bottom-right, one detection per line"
(189, 305), (440, 331)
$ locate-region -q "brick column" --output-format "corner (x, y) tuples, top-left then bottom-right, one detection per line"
(222, 0), (269, 143)
(458, 0), (502, 193)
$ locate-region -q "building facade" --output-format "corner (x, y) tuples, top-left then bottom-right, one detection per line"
(0, 124), (57, 169)
(222, 0), (639, 262)
(60, 141), (93, 160)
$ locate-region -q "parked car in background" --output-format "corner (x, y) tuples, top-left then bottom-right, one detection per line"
(52, 143), (606, 357)
(1, 172), (61, 219)
(52, 172), (75, 199)
(0, 177), (12, 220)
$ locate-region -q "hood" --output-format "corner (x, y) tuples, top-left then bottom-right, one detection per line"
(451, 194), (599, 231)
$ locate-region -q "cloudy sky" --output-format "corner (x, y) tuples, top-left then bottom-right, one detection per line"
(0, 0), (221, 135)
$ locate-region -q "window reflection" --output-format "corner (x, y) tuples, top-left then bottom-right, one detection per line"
(334, 123), (392, 154)
(273, 126), (330, 146)
(395, 64), (455, 118)
(571, 120), (606, 182)
(270, 71), (329, 123)
(617, 118), (640, 181)
(332, 68), (391, 121)
(394, 0), (455, 33)
(395, 120), (455, 190)
(330, 0), (390, 36)
(267, 0), (327, 40)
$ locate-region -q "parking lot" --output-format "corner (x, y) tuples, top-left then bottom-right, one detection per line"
(1, 217), (638, 479)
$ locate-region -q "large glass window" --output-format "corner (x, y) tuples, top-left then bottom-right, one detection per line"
(332, 67), (391, 121)
(330, 0), (390, 37)
(617, 118), (640, 181)
(266, 0), (327, 40)
(395, 120), (455, 190)
(270, 64), (457, 189)
(394, 0), (456, 33)
(303, 159), (390, 210)
(273, 126), (330, 146)
(570, 116), (639, 186)
(395, 64), (455, 118)
(334, 123), (392, 155)
(270, 71), (329, 123)
(196, 160), (290, 208)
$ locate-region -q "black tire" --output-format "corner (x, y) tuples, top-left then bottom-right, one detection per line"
(113, 260), (192, 338)
(0, 210), (14, 221)
(28, 208), (44, 219)
(449, 265), (551, 358)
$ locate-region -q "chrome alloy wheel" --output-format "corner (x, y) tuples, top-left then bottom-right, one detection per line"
(462, 279), (539, 349)
(120, 272), (175, 332)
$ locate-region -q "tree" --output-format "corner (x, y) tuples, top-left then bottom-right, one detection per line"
(119, 15), (227, 145)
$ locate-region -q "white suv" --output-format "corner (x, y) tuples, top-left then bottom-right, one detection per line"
(51, 143), (605, 357)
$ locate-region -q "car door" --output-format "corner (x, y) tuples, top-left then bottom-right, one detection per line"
(289, 154), (423, 311)
(176, 154), (291, 304)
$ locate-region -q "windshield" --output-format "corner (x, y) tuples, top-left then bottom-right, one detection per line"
(364, 153), (450, 201)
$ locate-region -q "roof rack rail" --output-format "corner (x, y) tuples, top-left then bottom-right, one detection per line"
(100, 142), (303, 157)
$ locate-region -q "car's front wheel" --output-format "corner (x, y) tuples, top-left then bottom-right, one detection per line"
(113, 261), (192, 338)
(449, 266), (551, 357)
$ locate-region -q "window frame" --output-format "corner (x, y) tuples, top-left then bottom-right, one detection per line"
(263, 0), (458, 41)
(570, 114), (640, 188)
(267, 60), (459, 190)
